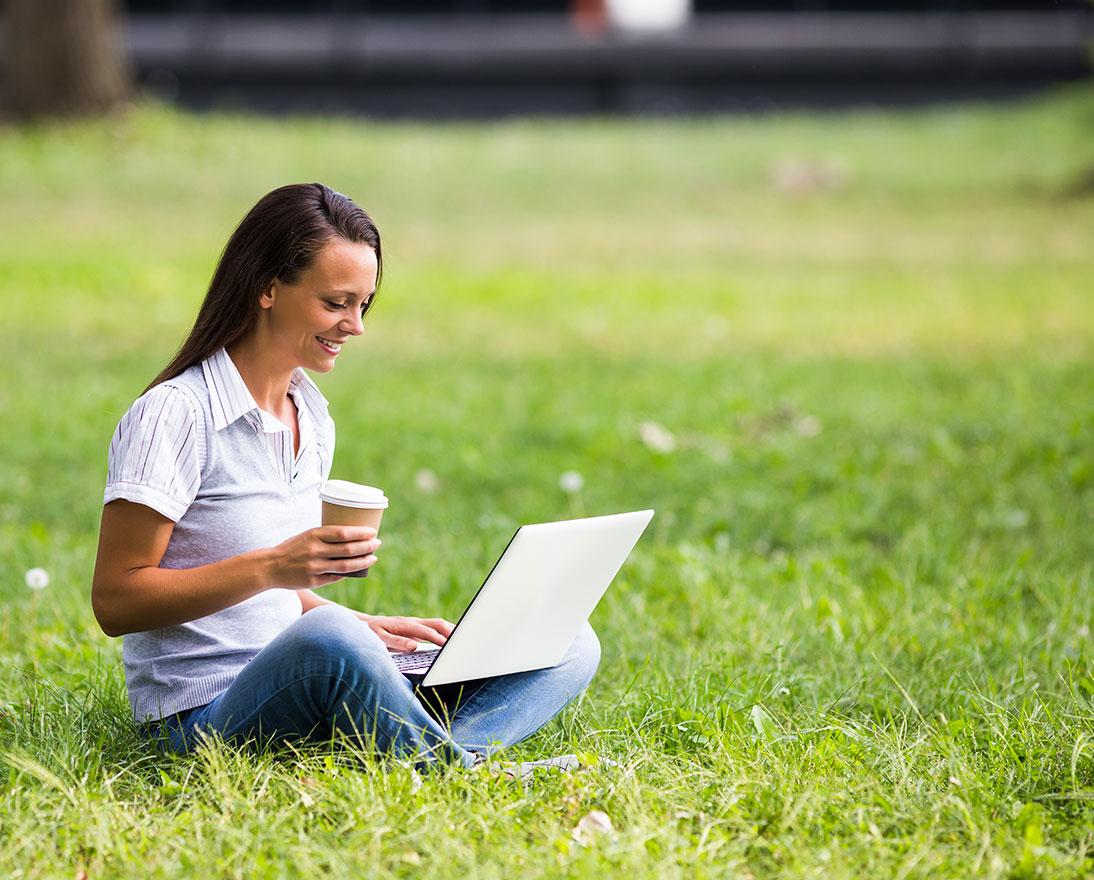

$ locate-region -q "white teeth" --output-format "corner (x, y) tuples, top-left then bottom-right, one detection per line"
(318, 337), (342, 351)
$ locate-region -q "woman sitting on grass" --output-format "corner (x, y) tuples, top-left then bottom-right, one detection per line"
(91, 183), (600, 768)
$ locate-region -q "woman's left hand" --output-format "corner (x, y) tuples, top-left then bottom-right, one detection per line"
(358, 614), (454, 653)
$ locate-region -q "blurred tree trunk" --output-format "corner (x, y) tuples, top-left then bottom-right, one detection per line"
(2, 0), (132, 119)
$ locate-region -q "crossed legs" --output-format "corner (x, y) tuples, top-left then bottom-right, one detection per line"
(153, 604), (601, 768)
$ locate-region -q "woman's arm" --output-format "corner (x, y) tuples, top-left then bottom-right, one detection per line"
(91, 499), (380, 637)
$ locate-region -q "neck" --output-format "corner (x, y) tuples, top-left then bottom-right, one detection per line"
(225, 337), (294, 413)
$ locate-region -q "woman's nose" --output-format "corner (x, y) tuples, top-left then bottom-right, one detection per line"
(341, 310), (365, 336)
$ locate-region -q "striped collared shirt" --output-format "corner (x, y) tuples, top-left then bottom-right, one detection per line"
(201, 346), (331, 486)
(105, 347), (334, 522)
(104, 347), (336, 721)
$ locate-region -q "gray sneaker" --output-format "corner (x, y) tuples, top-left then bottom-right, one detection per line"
(475, 753), (620, 780)
(490, 753), (580, 780)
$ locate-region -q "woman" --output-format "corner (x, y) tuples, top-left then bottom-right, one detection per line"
(92, 183), (600, 767)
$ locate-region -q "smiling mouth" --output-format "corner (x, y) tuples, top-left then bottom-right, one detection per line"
(317, 336), (344, 353)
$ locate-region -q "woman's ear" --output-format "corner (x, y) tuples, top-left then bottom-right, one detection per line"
(258, 280), (277, 309)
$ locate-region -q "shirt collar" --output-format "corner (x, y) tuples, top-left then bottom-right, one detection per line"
(287, 366), (331, 423)
(201, 347), (330, 431)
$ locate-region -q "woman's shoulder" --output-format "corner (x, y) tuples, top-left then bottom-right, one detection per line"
(106, 368), (209, 517)
(108, 367), (210, 476)
(133, 365), (207, 413)
(117, 368), (209, 436)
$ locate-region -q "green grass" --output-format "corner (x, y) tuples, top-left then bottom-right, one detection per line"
(2, 86), (1094, 878)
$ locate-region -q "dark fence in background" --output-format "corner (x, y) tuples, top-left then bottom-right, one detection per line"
(120, 1), (1092, 116)
(125, 2), (1089, 12)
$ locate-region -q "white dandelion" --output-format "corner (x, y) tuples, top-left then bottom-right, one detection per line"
(25, 568), (50, 590)
(558, 470), (585, 494)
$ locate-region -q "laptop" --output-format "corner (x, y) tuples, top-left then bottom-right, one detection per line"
(390, 509), (654, 687)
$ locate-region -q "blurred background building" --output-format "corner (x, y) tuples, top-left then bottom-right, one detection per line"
(8, 1), (1094, 118)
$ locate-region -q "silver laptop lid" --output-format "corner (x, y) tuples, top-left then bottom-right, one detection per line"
(421, 509), (654, 687)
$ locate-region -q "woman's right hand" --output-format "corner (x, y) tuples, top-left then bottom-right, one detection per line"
(267, 525), (382, 589)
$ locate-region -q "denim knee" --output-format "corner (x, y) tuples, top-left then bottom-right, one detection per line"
(566, 622), (601, 691)
(272, 605), (409, 722)
(290, 604), (387, 659)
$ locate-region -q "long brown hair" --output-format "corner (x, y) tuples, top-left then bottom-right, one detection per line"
(147, 183), (382, 391)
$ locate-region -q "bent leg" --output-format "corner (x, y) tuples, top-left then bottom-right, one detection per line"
(177, 605), (476, 767)
(423, 622), (601, 756)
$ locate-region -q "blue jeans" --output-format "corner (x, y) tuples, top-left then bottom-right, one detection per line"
(149, 604), (601, 768)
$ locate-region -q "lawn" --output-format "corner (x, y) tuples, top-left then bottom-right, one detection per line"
(1, 86), (1093, 878)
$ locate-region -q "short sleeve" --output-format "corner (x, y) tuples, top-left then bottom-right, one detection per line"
(104, 384), (202, 522)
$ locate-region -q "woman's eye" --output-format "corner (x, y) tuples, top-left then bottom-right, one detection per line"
(326, 301), (345, 311)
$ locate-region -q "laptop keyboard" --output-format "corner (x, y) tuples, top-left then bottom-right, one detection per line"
(390, 647), (440, 674)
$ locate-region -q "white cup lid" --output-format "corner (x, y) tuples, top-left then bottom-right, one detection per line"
(319, 480), (389, 509)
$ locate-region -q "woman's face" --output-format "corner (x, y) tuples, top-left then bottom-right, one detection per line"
(259, 237), (379, 374)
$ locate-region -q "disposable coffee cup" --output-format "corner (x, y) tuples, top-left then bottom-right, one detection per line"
(319, 480), (389, 578)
